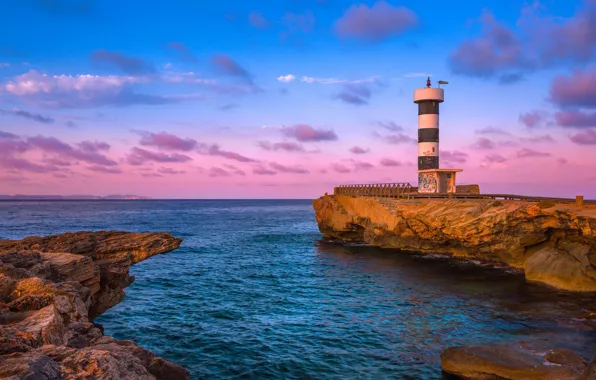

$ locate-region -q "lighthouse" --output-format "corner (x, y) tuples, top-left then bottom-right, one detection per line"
(414, 77), (462, 194)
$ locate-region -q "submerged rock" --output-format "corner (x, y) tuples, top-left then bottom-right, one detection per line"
(313, 195), (596, 292)
(0, 231), (188, 380)
(440, 344), (587, 380)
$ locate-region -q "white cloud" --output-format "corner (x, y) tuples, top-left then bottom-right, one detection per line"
(277, 74), (296, 83)
(163, 63), (173, 69)
(301, 75), (380, 84)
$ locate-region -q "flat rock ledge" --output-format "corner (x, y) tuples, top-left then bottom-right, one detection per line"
(0, 231), (188, 380)
(313, 195), (596, 292)
(440, 343), (594, 380)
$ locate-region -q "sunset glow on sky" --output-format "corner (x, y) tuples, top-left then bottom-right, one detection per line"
(1, 0), (595, 198)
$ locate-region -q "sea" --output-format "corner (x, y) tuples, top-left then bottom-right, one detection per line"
(2, 199), (596, 379)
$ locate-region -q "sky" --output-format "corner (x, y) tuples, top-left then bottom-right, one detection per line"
(0, 0), (595, 199)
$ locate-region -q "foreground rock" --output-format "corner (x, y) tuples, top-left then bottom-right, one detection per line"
(0, 231), (188, 379)
(313, 195), (596, 291)
(441, 343), (588, 379)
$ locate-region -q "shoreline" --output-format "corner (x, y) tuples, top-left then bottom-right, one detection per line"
(0, 231), (189, 379)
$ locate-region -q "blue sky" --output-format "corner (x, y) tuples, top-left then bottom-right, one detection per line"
(0, 0), (595, 198)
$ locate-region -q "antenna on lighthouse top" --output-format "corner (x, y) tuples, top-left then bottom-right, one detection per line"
(426, 76), (431, 88)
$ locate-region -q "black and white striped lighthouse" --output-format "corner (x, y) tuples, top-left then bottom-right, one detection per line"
(414, 77), (443, 171)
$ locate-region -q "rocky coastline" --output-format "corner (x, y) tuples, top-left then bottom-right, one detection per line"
(0, 231), (189, 379)
(313, 194), (596, 379)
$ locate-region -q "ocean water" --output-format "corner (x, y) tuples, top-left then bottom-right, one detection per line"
(2, 199), (596, 379)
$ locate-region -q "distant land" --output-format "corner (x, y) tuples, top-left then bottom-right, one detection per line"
(0, 194), (150, 200)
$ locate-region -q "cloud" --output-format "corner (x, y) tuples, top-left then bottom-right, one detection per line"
(223, 164), (246, 176)
(253, 165), (277, 175)
(384, 133), (416, 144)
(335, 1), (418, 42)
(249, 11), (270, 29)
(257, 141), (305, 152)
(519, 111), (546, 128)
(220, 103), (240, 111)
(90, 49), (156, 75)
(301, 76), (380, 85)
(570, 130), (596, 145)
(449, 12), (531, 81)
(166, 42), (198, 63)
(2, 70), (175, 108)
(269, 162), (309, 174)
(555, 110), (596, 128)
(277, 74), (296, 83)
(519, 134), (554, 143)
(281, 124), (338, 142)
(0, 108), (55, 124)
(335, 83), (371, 105)
(380, 158), (402, 166)
(350, 146), (369, 154)
(471, 137), (496, 150)
(331, 163), (351, 173)
(208, 167), (231, 177)
(449, 4), (596, 81)
(377, 121), (403, 132)
(550, 69), (596, 109)
(138, 131), (198, 151)
(349, 160), (374, 171)
(204, 145), (258, 163)
(0, 63), (10, 68)
(0, 131), (19, 140)
(36, 0), (96, 14)
(78, 140), (110, 152)
(126, 147), (192, 165)
(441, 150), (469, 164)
(485, 154), (507, 163)
(87, 165), (122, 174)
(282, 11), (315, 33)
(157, 167), (185, 175)
(27, 135), (117, 166)
(0, 156), (59, 173)
(475, 126), (511, 135)
(211, 55), (250, 79)
(516, 148), (551, 158)
(0, 139), (30, 155)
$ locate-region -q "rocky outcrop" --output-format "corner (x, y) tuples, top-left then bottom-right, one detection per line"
(441, 343), (588, 379)
(313, 195), (596, 291)
(0, 231), (188, 379)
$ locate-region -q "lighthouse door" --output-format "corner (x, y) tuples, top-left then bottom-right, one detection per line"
(439, 173), (449, 193)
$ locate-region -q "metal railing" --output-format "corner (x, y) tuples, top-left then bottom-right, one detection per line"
(334, 183), (414, 198)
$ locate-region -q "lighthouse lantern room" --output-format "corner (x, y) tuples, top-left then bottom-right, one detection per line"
(414, 77), (462, 194)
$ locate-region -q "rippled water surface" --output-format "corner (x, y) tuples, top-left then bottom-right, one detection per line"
(2, 199), (596, 379)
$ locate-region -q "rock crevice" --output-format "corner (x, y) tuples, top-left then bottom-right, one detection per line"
(0, 231), (188, 379)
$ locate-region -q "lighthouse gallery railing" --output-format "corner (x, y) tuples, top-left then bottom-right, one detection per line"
(334, 183), (414, 198)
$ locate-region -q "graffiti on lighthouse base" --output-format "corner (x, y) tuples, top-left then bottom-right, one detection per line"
(418, 173), (437, 193)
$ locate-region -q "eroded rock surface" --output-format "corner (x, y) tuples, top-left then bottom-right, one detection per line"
(0, 231), (188, 380)
(313, 195), (596, 291)
(440, 344), (587, 379)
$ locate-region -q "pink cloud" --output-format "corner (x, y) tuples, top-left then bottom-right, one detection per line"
(257, 141), (305, 152)
(269, 162), (309, 174)
(139, 131), (198, 151)
(281, 124), (338, 142)
(335, 2), (417, 42)
(0, 156), (58, 173)
(441, 150), (469, 164)
(206, 145), (258, 163)
(209, 167), (232, 177)
(384, 133), (416, 145)
(27, 135), (117, 166)
(157, 167), (186, 175)
(87, 165), (122, 174)
(349, 160), (374, 171)
(126, 147), (192, 165)
(519, 134), (554, 143)
(485, 154), (508, 163)
(519, 111), (545, 128)
(550, 68), (596, 108)
(471, 137), (496, 149)
(253, 165), (276, 175)
(380, 158), (402, 166)
(223, 164), (246, 176)
(516, 148), (551, 158)
(555, 110), (596, 128)
(331, 163), (351, 173)
(349, 146), (369, 154)
(570, 130), (596, 145)
(78, 141), (110, 152)
(475, 126), (511, 135)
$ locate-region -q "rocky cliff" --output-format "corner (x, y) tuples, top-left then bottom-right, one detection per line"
(0, 231), (189, 379)
(313, 195), (596, 292)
